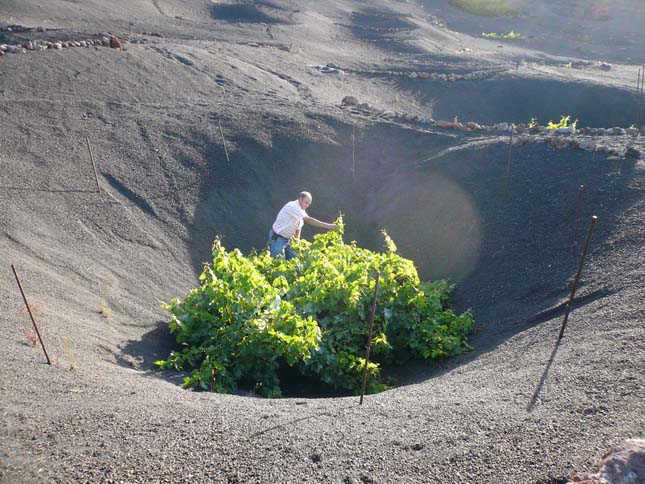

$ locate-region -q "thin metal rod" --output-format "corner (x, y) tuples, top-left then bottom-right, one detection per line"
(352, 125), (355, 180)
(571, 185), (585, 255)
(558, 216), (598, 341)
(218, 120), (230, 163)
(359, 271), (381, 405)
(85, 137), (101, 194)
(638, 65), (645, 128)
(637, 68), (642, 128)
(503, 125), (514, 199)
(639, 65), (645, 128)
(11, 265), (52, 365)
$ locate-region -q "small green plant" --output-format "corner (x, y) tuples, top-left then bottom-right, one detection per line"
(528, 117), (538, 129)
(24, 327), (39, 347)
(63, 337), (77, 370)
(20, 303), (41, 346)
(546, 115), (578, 131)
(99, 304), (110, 319)
(482, 31), (522, 39)
(156, 218), (474, 397)
(450, 0), (519, 17)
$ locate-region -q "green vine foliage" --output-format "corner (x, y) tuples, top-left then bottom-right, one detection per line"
(155, 218), (474, 397)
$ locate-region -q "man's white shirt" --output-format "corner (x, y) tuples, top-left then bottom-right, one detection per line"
(272, 200), (307, 239)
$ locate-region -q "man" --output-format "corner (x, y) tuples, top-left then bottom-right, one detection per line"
(268, 191), (336, 260)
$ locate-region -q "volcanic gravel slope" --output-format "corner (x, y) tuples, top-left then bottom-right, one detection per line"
(1, 1), (644, 483)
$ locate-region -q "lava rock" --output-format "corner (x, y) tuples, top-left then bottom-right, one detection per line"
(599, 438), (645, 483)
(341, 96), (359, 106)
(435, 120), (455, 129)
(569, 439), (645, 484)
(624, 146), (643, 159)
(110, 36), (123, 50)
(578, 139), (597, 152)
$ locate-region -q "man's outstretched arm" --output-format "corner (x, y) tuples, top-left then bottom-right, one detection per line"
(303, 216), (336, 230)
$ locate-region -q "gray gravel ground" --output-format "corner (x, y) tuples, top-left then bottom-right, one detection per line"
(1, 1), (643, 483)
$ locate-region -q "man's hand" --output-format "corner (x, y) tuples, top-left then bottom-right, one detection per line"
(304, 217), (338, 231)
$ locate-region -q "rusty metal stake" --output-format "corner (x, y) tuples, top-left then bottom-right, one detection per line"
(218, 120), (230, 163)
(571, 185), (585, 255)
(352, 124), (356, 180)
(558, 216), (598, 341)
(502, 125), (514, 199)
(360, 270), (381, 405)
(11, 265), (52, 365)
(637, 67), (643, 128)
(639, 66), (645, 128)
(85, 137), (101, 194)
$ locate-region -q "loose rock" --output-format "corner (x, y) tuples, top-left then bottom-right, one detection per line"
(341, 96), (359, 106)
(110, 36), (123, 50)
(435, 120), (455, 129)
(578, 139), (597, 152)
(569, 439), (645, 484)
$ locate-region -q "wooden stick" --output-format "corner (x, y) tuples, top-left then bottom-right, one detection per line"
(85, 137), (101, 193)
(360, 271), (381, 405)
(218, 120), (230, 163)
(11, 265), (51, 365)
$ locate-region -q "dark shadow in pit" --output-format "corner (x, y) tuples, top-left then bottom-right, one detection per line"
(127, 118), (640, 397)
(344, 8), (424, 54)
(209, 3), (291, 24)
(118, 321), (181, 370)
(397, 76), (638, 127)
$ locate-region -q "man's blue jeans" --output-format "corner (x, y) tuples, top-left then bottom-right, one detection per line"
(268, 229), (297, 260)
